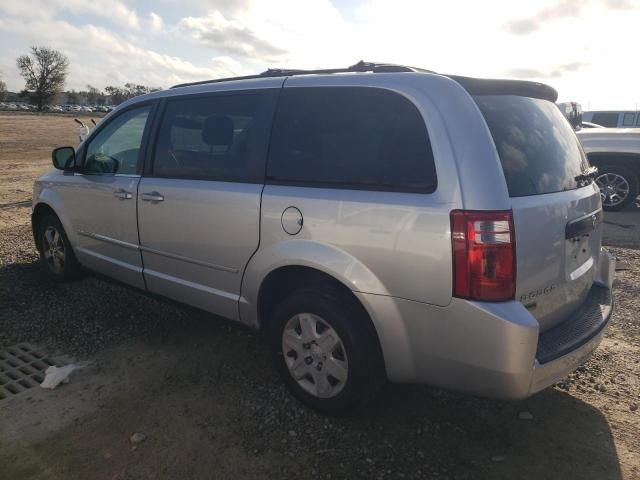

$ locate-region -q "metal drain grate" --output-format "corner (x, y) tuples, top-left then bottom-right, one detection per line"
(0, 343), (60, 401)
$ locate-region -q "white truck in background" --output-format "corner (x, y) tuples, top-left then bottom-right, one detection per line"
(558, 102), (640, 211)
(577, 128), (640, 211)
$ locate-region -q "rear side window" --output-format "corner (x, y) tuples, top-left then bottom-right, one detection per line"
(591, 112), (619, 127)
(152, 93), (271, 182)
(474, 95), (588, 197)
(623, 112), (636, 126)
(267, 87), (436, 192)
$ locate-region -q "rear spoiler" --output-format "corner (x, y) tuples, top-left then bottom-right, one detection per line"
(448, 75), (558, 103)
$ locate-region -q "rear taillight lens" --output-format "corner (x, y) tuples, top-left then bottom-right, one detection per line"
(451, 210), (516, 301)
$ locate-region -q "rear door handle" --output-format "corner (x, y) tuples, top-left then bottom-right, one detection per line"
(114, 189), (133, 200)
(141, 192), (164, 202)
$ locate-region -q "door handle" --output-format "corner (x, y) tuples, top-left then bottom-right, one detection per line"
(114, 189), (133, 200)
(141, 192), (164, 202)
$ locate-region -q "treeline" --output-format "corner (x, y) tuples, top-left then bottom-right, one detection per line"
(0, 45), (162, 111)
(66, 83), (161, 106)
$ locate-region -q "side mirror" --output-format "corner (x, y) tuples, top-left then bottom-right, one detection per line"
(52, 146), (76, 171)
(557, 101), (583, 131)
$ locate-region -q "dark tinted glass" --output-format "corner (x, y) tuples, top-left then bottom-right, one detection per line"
(623, 112), (635, 126)
(152, 93), (266, 181)
(591, 112), (619, 127)
(474, 95), (589, 197)
(267, 87), (436, 192)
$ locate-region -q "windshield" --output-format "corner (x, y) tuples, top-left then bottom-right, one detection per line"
(474, 95), (589, 197)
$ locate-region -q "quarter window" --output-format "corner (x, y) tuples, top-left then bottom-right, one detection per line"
(84, 106), (151, 175)
(152, 93), (268, 182)
(267, 87), (437, 192)
(623, 112), (636, 126)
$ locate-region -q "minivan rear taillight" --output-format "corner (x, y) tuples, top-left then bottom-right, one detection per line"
(451, 210), (516, 301)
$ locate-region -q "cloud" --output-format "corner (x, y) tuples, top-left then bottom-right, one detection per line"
(504, 0), (633, 35)
(178, 11), (286, 61)
(0, 17), (226, 89)
(506, 61), (590, 79)
(149, 12), (164, 33)
(0, 0), (140, 29)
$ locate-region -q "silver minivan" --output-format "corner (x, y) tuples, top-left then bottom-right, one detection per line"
(33, 62), (615, 412)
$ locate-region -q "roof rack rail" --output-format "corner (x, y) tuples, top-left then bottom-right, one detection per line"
(170, 61), (433, 89)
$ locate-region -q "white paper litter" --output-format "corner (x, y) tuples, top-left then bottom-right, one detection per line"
(40, 363), (88, 389)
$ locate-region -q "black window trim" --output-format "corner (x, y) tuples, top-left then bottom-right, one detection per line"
(264, 85), (438, 195)
(79, 99), (159, 176)
(144, 88), (279, 184)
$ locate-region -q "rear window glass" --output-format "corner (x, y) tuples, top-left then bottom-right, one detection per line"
(474, 95), (588, 197)
(267, 87), (436, 192)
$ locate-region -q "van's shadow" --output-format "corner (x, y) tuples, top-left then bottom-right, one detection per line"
(0, 259), (623, 480)
(358, 383), (622, 480)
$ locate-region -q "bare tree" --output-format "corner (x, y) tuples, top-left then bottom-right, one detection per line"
(16, 46), (69, 111)
(86, 84), (106, 105)
(0, 76), (7, 102)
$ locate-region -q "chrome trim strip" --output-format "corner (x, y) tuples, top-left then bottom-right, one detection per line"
(75, 247), (143, 272)
(78, 231), (140, 250)
(74, 173), (141, 178)
(569, 256), (595, 281)
(144, 268), (240, 300)
(141, 245), (239, 273)
(78, 231), (239, 273)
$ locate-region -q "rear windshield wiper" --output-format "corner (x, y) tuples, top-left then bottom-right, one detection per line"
(574, 166), (598, 185)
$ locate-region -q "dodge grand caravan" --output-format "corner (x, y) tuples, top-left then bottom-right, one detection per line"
(32, 62), (615, 412)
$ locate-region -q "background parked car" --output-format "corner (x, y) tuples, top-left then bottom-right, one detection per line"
(583, 110), (640, 128)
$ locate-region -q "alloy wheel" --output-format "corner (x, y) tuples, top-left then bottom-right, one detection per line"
(42, 225), (66, 274)
(596, 172), (630, 208)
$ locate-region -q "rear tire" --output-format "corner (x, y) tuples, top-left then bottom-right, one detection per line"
(269, 287), (386, 413)
(37, 214), (82, 281)
(595, 165), (639, 211)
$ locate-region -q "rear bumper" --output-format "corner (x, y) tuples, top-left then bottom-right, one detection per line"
(356, 248), (615, 399)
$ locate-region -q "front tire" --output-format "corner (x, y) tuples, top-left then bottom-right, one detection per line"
(269, 287), (385, 413)
(595, 165), (639, 211)
(37, 214), (82, 281)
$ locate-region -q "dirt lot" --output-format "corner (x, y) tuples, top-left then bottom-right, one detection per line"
(0, 113), (639, 480)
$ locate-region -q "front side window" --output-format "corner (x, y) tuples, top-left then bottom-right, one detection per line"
(267, 87), (437, 192)
(623, 112), (636, 126)
(152, 93), (266, 182)
(84, 106), (151, 175)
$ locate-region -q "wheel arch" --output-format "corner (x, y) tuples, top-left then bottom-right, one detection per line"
(31, 202), (60, 252)
(254, 264), (387, 379)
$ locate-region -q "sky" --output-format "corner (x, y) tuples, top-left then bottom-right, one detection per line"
(0, 0), (638, 110)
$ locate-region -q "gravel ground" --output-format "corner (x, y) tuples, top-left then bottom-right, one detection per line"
(0, 114), (639, 480)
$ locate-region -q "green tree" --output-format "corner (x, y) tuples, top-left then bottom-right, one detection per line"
(16, 46), (69, 111)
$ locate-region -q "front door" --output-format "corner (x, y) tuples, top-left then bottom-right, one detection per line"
(137, 88), (278, 320)
(60, 104), (154, 289)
